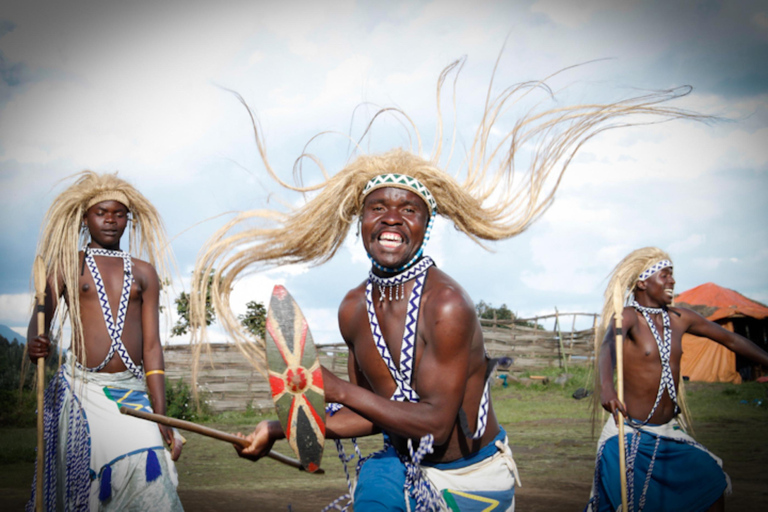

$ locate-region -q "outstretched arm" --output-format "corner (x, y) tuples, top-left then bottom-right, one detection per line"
(138, 261), (182, 460)
(683, 308), (768, 367)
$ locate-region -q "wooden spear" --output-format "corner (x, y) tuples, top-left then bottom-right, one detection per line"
(119, 407), (323, 474)
(33, 256), (46, 512)
(615, 314), (628, 512)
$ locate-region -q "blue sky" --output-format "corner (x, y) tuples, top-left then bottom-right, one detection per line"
(1, 0), (766, 345)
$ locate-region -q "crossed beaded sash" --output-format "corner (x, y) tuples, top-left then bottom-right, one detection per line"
(77, 247), (144, 379)
(365, 256), (489, 439)
(631, 301), (679, 424)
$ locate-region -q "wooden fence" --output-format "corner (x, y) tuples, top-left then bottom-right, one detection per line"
(164, 311), (597, 413)
(164, 343), (349, 413)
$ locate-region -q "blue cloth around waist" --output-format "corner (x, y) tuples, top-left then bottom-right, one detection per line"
(595, 429), (726, 512)
(354, 428), (507, 512)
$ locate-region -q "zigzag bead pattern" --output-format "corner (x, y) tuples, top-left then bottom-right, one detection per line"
(637, 259), (672, 281)
(362, 173), (438, 213)
(79, 248), (144, 379)
(631, 301), (679, 423)
(365, 256), (491, 440)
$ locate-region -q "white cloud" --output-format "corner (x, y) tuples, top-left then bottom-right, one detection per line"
(0, 293), (34, 328)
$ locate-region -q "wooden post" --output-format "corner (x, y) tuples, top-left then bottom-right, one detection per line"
(554, 308), (567, 372)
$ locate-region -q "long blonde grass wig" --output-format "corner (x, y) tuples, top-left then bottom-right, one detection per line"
(591, 247), (693, 431)
(191, 56), (707, 380)
(34, 171), (172, 364)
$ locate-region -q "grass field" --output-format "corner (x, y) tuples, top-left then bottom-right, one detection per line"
(2, 367), (766, 511)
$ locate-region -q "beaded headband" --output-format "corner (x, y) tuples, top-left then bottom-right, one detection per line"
(637, 259), (672, 282)
(86, 191), (131, 210)
(361, 173), (438, 215)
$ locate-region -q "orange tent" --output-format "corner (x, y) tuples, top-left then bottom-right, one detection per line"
(677, 282), (768, 383)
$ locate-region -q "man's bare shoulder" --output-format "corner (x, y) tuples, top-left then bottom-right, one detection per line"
(129, 257), (159, 287)
(338, 280), (367, 342)
(422, 267), (476, 322)
(668, 305), (703, 326)
(620, 305), (640, 329)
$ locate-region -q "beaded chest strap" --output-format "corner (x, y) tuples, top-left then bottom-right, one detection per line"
(632, 301), (679, 423)
(78, 248), (144, 379)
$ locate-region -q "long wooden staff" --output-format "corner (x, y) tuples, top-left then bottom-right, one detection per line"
(33, 256), (46, 512)
(615, 314), (628, 512)
(119, 407), (323, 474)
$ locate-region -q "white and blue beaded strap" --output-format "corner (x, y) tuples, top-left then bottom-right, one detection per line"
(637, 259), (672, 282)
(366, 257), (491, 440)
(79, 248), (144, 379)
(365, 263), (431, 402)
(632, 301), (679, 424)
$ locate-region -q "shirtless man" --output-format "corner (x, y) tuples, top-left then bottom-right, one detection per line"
(588, 247), (768, 512)
(26, 172), (183, 511)
(233, 166), (518, 511)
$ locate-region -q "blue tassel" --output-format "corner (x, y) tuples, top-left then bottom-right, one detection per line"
(145, 449), (161, 482)
(99, 465), (112, 501)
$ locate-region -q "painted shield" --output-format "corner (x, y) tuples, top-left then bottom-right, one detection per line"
(266, 285), (325, 473)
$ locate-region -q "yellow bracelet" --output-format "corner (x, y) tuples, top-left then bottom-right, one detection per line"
(145, 369), (165, 377)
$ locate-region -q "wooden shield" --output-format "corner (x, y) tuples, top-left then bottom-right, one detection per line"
(266, 285), (325, 473)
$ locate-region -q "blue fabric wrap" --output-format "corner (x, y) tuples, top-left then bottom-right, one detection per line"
(354, 428), (508, 511)
(99, 465), (112, 501)
(595, 430), (727, 512)
(146, 449), (162, 482)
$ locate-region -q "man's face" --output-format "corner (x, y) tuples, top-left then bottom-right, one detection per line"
(638, 266), (675, 306)
(360, 187), (430, 271)
(84, 200), (129, 249)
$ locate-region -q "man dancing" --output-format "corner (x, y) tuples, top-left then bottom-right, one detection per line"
(189, 60), (704, 511)
(26, 172), (183, 511)
(587, 247), (768, 512)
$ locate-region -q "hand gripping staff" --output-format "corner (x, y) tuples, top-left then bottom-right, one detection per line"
(118, 407), (320, 472)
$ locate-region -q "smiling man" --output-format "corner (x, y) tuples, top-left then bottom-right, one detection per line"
(220, 152), (519, 511)
(588, 247), (768, 512)
(26, 171), (183, 511)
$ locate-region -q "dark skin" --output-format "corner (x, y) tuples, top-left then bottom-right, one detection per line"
(236, 187), (500, 463)
(599, 265), (768, 511)
(27, 200), (181, 461)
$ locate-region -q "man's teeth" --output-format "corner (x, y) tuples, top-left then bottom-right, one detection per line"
(379, 233), (403, 247)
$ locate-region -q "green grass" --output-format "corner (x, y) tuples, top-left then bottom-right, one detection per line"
(2, 373), (766, 510)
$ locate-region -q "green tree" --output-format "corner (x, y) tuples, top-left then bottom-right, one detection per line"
(475, 301), (514, 321)
(239, 301), (267, 339)
(172, 271), (216, 337)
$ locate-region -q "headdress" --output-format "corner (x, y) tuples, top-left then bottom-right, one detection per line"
(191, 57), (705, 379)
(34, 171), (172, 363)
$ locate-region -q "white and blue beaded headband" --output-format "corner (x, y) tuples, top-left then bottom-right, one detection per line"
(361, 173), (438, 216)
(637, 259), (672, 282)
(361, 173), (437, 273)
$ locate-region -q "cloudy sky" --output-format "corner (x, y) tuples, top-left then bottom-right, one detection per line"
(1, 0), (766, 346)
